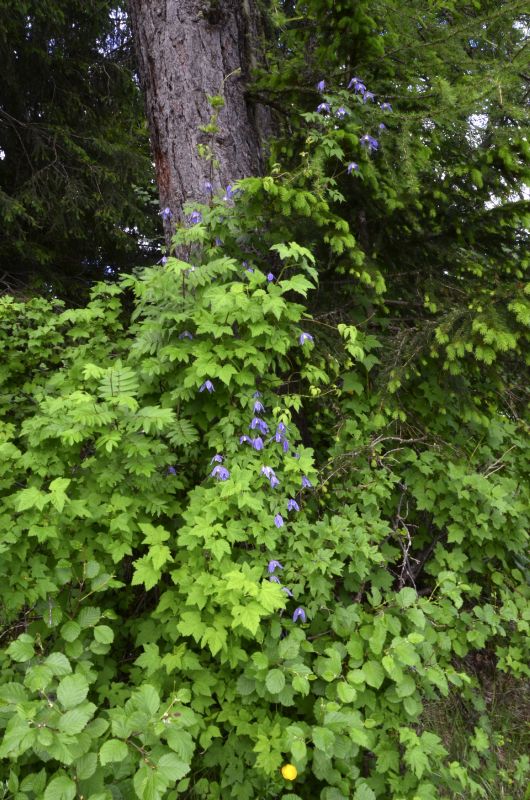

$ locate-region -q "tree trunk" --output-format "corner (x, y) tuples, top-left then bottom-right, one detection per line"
(128, 0), (271, 247)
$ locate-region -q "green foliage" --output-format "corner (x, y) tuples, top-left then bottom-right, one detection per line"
(0, 1), (158, 291)
(0, 1), (529, 798)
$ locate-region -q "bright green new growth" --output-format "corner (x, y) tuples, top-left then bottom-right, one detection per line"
(0, 0), (529, 798)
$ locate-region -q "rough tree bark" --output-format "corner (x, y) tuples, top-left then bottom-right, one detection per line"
(128, 0), (271, 247)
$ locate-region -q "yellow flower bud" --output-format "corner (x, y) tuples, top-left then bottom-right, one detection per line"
(281, 763), (298, 781)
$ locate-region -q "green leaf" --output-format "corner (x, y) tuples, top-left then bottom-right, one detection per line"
(265, 669), (286, 694)
(312, 727), (335, 755)
(133, 685), (160, 715)
(6, 635), (34, 662)
(100, 738), (129, 765)
(57, 674), (89, 709)
(45, 653), (72, 676)
(78, 606), (101, 628)
(61, 621), (81, 642)
(353, 784), (376, 800)
(44, 775), (76, 800)
(94, 625), (114, 644)
(362, 660), (385, 689)
(157, 753), (190, 781)
(58, 705), (94, 734)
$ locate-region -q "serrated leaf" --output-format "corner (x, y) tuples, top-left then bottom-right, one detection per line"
(157, 753), (190, 781)
(45, 653), (72, 676)
(265, 669), (285, 694)
(61, 621), (81, 642)
(94, 625), (114, 644)
(362, 660), (385, 689)
(44, 775), (76, 800)
(58, 705), (95, 735)
(100, 738), (129, 765)
(57, 674), (89, 709)
(78, 606), (101, 628)
(7, 635), (34, 662)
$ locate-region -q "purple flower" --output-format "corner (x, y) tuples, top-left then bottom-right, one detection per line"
(161, 256), (168, 265)
(301, 476), (312, 489)
(199, 380), (215, 393)
(282, 439), (289, 453)
(292, 607), (306, 623)
(215, 237), (223, 246)
(269, 575), (281, 584)
(160, 207), (173, 221)
(251, 437), (264, 451)
(240, 434), (251, 445)
(316, 79), (326, 92)
(211, 465), (230, 481)
(363, 91), (375, 103)
(223, 185), (234, 201)
(250, 418), (269, 435)
(379, 123), (387, 131)
(347, 162), (359, 174)
(253, 399), (265, 414)
(287, 498), (300, 512)
(179, 330), (193, 340)
(166, 466), (177, 475)
(246, 267), (254, 274)
(210, 454), (223, 464)
(299, 332), (314, 345)
(267, 272), (275, 282)
(317, 102), (330, 113)
(282, 586), (294, 597)
(261, 465), (274, 479)
(348, 77), (366, 94)
(204, 181), (213, 193)
(380, 102), (393, 112)
(268, 559), (283, 573)
(253, 391), (262, 398)
(335, 107), (348, 119)
(188, 210), (202, 225)
(270, 475), (280, 489)
(360, 134), (379, 153)
(274, 514), (284, 528)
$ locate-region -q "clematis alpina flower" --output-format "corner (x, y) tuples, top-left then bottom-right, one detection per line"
(316, 79), (326, 92)
(251, 437), (264, 451)
(317, 102), (330, 113)
(270, 474), (280, 489)
(363, 91), (375, 103)
(274, 514), (284, 528)
(188, 210), (202, 225)
(299, 332), (314, 345)
(287, 498), (300, 512)
(253, 399), (265, 414)
(211, 465), (229, 481)
(166, 466), (177, 475)
(301, 475), (312, 489)
(360, 134), (379, 152)
(292, 607), (306, 623)
(250, 418), (269, 435)
(240, 434), (251, 445)
(282, 586), (294, 597)
(348, 77), (366, 94)
(282, 439), (289, 453)
(160, 207), (173, 221)
(335, 107), (348, 119)
(379, 123), (387, 131)
(204, 180), (213, 193)
(380, 102), (393, 112)
(223, 185), (234, 201)
(210, 454), (223, 464)
(178, 330), (193, 339)
(268, 559), (283, 573)
(347, 162), (359, 174)
(267, 272), (275, 282)
(199, 380), (214, 393)
(269, 575), (281, 584)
